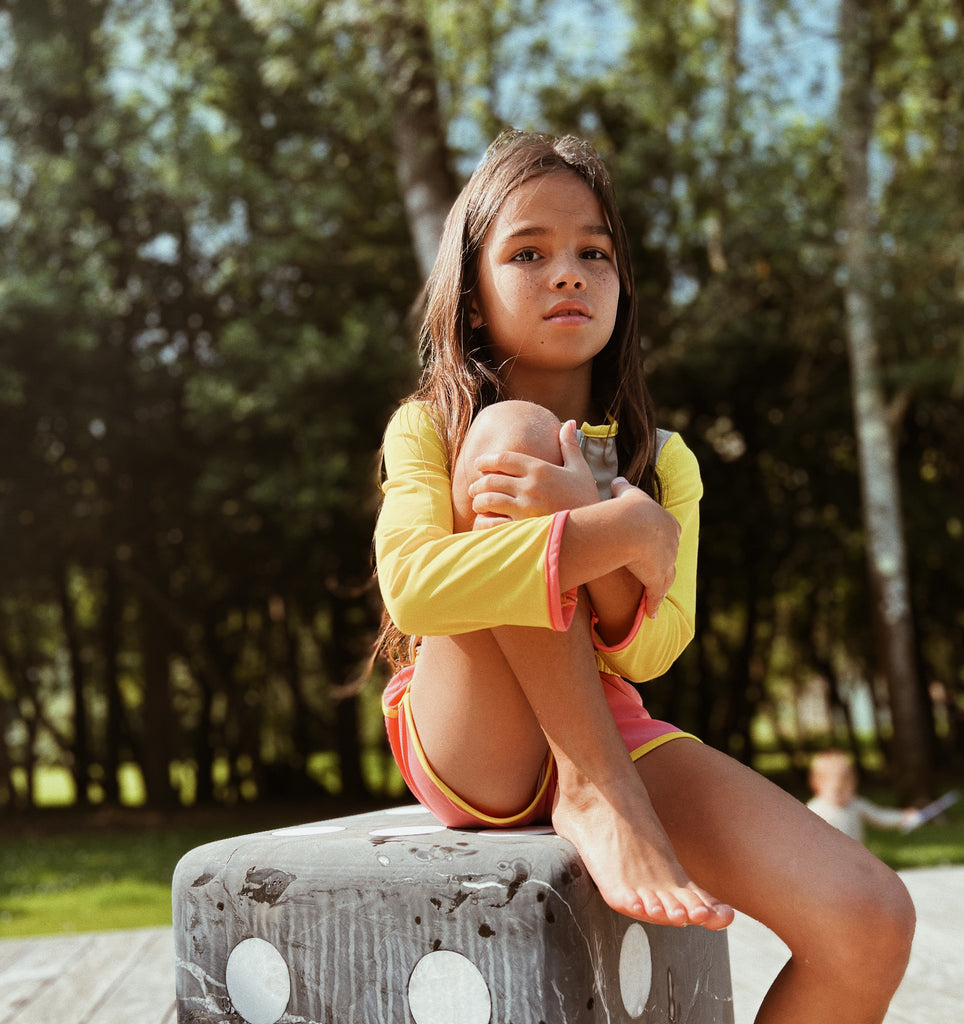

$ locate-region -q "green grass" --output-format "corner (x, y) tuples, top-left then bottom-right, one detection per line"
(1, 791), (961, 939)
(0, 823), (231, 938)
(0, 801), (369, 939)
(866, 803), (964, 870)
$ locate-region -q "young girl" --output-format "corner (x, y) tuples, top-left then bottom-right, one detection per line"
(375, 130), (914, 1023)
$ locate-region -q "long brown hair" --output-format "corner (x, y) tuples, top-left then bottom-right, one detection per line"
(378, 130), (661, 670)
(414, 128), (659, 490)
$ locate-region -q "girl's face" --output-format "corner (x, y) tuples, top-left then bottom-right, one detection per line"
(469, 171), (620, 401)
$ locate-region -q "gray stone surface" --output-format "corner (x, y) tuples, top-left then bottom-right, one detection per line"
(173, 805), (734, 1024)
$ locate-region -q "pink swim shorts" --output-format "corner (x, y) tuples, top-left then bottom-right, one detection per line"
(382, 665), (698, 829)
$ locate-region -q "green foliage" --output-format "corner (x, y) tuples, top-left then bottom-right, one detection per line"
(0, 820), (259, 937)
(866, 790), (964, 870)
(0, 0), (417, 810)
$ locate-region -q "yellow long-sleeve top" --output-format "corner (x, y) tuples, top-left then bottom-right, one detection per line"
(375, 401), (702, 683)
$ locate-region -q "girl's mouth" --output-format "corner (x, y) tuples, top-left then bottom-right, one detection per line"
(545, 300), (591, 321)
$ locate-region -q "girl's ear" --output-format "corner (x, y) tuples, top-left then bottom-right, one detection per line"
(469, 300), (484, 329)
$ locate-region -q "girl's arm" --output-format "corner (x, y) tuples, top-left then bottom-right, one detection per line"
(586, 436), (702, 682)
(377, 402), (699, 679)
(376, 402), (580, 635)
(468, 422), (702, 681)
(467, 420), (676, 630)
(557, 478), (679, 600)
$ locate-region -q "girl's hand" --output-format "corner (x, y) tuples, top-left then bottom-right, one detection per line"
(468, 419), (599, 526)
(611, 476), (680, 619)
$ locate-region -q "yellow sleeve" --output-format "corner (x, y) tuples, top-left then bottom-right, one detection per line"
(374, 402), (577, 636)
(592, 432), (702, 682)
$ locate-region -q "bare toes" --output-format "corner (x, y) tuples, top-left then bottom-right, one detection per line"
(660, 888), (734, 930)
(663, 899), (690, 926)
(622, 892), (668, 926)
(706, 904), (735, 930)
(678, 890), (714, 923)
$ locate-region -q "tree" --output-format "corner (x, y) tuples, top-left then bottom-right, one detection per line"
(374, 0), (458, 282)
(872, 0), (964, 774)
(0, 0), (418, 808)
(838, 0), (931, 800)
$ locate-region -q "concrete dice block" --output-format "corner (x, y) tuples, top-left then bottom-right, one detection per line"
(173, 806), (733, 1024)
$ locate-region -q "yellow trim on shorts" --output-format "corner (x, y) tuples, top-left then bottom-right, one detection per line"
(629, 731), (701, 761)
(400, 688), (554, 827)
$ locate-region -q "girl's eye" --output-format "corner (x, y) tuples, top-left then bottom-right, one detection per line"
(582, 248), (610, 261)
(512, 249), (540, 263)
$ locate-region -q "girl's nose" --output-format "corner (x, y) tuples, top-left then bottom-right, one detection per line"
(552, 263), (585, 290)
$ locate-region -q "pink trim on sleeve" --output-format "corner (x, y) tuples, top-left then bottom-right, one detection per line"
(546, 510), (577, 631)
(593, 597), (648, 652)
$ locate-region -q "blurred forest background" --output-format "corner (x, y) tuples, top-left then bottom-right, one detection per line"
(0, 0), (961, 819)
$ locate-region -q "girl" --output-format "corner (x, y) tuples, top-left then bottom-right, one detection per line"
(375, 130), (913, 1023)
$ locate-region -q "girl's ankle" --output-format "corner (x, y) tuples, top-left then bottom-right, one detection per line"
(553, 763), (644, 814)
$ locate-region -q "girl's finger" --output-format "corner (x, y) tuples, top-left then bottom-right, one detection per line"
(471, 490), (514, 515)
(473, 450), (527, 477)
(468, 473), (517, 498)
(558, 419), (581, 459)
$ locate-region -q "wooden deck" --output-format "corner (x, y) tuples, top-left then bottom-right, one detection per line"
(0, 866), (959, 1024)
(0, 926), (176, 1024)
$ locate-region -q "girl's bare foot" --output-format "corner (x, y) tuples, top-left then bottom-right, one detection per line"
(551, 772), (734, 930)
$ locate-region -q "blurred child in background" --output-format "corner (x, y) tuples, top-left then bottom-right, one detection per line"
(807, 749), (921, 844)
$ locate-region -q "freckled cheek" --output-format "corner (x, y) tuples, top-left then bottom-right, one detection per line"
(587, 264), (619, 287)
(498, 280), (537, 314)
(591, 269), (621, 320)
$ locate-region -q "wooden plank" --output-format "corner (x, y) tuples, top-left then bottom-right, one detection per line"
(726, 912), (789, 1024)
(89, 928), (176, 1024)
(0, 929), (170, 1024)
(0, 933), (74, 979)
(9, 931), (133, 1023)
(0, 934), (97, 1022)
(885, 868), (963, 1024)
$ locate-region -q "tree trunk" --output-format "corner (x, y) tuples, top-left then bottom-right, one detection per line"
(376, 0), (458, 282)
(838, 0), (932, 801)
(100, 563), (124, 805)
(328, 594), (370, 801)
(136, 608), (178, 806)
(57, 563), (91, 807)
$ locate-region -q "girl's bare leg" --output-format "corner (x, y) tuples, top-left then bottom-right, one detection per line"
(412, 600), (731, 929)
(638, 740), (915, 1024)
(495, 602), (732, 930)
(411, 400), (731, 929)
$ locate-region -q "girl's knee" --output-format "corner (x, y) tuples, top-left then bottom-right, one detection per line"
(811, 863), (915, 988)
(865, 868), (915, 971)
(467, 400), (562, 464)
(452, 401), (562, 531)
